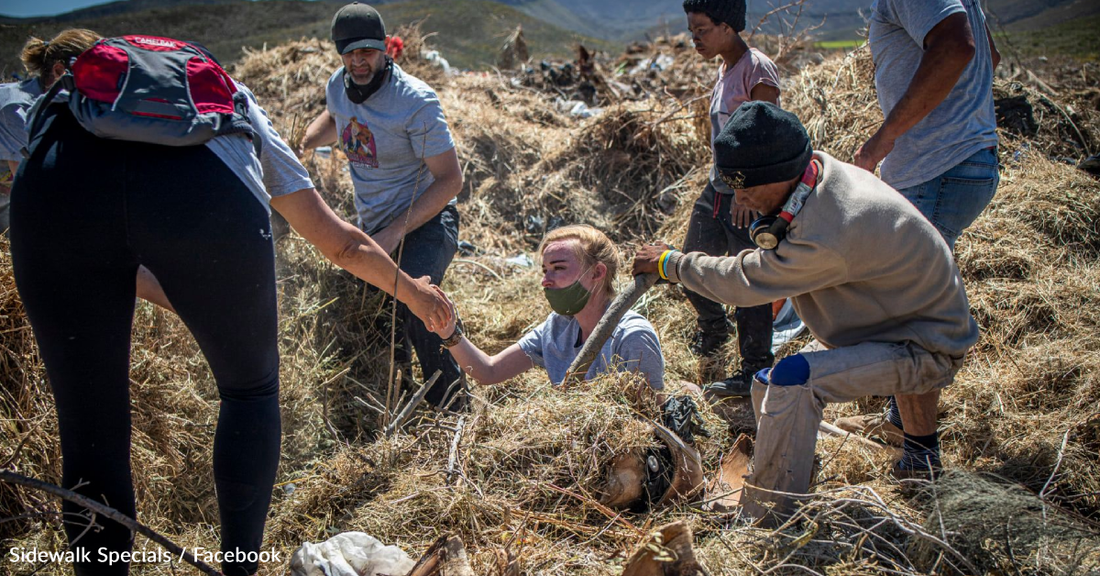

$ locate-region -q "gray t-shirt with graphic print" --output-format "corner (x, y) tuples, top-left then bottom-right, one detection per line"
(325, 63), (456, 233)
(869, 0), (998, 190)
(517, 310), (665, 390)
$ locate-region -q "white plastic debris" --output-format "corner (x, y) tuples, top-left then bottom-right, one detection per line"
(553, 98), (603, 119)
(505, 254), (534, 268)
(421, 49), (452, 75)
(289, 532), (416, 576)
(627, 53), (675, 76)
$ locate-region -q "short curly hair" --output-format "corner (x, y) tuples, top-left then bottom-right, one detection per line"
(683, 0), (746, 33)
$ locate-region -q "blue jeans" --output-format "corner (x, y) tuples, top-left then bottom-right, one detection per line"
(896, 148), (999, 250)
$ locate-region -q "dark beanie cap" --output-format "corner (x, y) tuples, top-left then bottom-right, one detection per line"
(683, 0), (747, 33)
(713, 101), (813, 189)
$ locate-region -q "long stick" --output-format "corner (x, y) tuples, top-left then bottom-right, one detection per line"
(446, 415), (467, 484)
(818, 421), (896, 452)
(0, 471), (223, 576)
(563, 273), (659, 386)
(383, 369), (441, 437)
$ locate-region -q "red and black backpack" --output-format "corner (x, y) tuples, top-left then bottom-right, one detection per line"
(27, 35), (254, 151)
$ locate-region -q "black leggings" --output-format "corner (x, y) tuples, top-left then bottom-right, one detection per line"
(11, 109), (280, 576)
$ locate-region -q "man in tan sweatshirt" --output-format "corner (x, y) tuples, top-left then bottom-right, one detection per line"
(634, 102), (978, 522)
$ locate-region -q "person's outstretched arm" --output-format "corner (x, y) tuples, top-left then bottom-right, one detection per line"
(427, 287), (534, 385)
(271, 187), (450, 330)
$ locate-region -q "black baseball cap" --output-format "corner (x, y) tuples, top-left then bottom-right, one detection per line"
(331, 2), (387, 54)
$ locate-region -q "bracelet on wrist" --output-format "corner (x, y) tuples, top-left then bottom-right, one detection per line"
(441, 316), (464, 348)
(658, 250), (675, 281)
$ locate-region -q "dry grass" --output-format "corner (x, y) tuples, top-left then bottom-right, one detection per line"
(1, 32), (1099, 576)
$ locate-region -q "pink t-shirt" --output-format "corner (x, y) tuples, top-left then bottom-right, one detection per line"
(709, 47), (781, 192)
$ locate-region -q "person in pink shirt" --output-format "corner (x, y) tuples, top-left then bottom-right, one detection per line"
(682, 0), (783, 397)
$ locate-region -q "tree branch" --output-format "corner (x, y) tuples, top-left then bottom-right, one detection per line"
(0, 470), (224, 576)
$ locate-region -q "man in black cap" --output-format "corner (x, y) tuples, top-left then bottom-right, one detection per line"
(633, 101), (978, 522)
(301, 2), (465, 408)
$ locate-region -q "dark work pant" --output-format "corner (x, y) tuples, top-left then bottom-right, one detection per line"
(375, 204), (463, 407)
(682, 183), (774, 371)
(11, 109), (280, 576)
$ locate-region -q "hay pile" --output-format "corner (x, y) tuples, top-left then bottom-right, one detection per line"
(913, 472), (1100, 574)
(1, 30), (1099, 576)
(264, 376), (733, 571)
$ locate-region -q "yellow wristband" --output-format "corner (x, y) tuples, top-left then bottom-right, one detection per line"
(658, 250), (673, 280)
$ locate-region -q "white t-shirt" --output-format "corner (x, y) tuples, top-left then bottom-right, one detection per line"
(205, 82), (315, 211)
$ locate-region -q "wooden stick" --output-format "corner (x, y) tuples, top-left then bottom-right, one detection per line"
(0, 471), (223, 576)
(384, 369), (441, 437)
(818, 420), (896, 452)
(406, 534), (475, 576)
(446, 415), (467, 484)
(563, 273), (659, 386)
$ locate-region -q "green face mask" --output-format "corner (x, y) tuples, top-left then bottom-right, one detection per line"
(544, 279), (592, 316)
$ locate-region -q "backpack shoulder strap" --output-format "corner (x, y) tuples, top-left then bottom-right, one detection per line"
(22, 74), (74, 159)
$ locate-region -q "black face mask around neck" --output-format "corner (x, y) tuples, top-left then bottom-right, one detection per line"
(343, 55), (394, 104)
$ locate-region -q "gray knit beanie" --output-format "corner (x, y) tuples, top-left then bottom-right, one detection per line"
(683, 0), (747, 33)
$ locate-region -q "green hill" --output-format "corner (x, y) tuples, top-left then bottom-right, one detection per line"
(1002, 13), (1100, 60)
(0, 0), (613, 77)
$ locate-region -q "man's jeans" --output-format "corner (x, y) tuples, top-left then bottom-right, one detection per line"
(682, 183), (774, 371)
(896, 148), (999, 250)
(375, 205), (463, 408)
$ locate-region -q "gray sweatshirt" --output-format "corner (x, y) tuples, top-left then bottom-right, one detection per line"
(666, 152), (978, 358)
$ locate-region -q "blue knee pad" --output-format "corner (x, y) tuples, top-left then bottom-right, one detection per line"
(768, 354), (810, 386)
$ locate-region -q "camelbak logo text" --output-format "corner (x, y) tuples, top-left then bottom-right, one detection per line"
(132, 37), (178, 48)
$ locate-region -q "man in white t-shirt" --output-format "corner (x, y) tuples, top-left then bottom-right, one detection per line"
(301, 2), (465, 408)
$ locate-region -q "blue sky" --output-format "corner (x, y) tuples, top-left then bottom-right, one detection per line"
(1, 0), (117, 18)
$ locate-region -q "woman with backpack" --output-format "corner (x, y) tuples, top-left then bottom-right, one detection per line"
(10, 35), (450, 576)
(3, 30), (173, 309)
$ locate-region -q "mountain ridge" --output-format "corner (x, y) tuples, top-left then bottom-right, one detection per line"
(2, 0), (1094, 76)
(0, 0), (612, 75)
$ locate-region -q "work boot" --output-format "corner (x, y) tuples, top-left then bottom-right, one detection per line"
(704, 369), (755, 398)
(689, 329), (729, 358)
(890, 453), (942, 482)
(834, 411), (905, 447)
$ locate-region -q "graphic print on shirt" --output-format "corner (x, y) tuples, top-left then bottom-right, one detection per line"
(340, 116), (379, 168)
